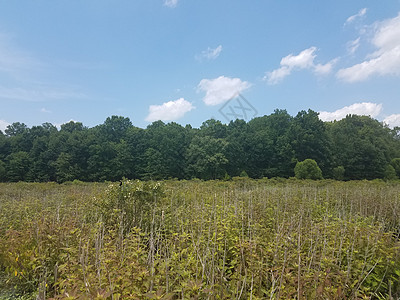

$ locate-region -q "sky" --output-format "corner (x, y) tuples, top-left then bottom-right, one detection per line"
(1, 0), (400, 131)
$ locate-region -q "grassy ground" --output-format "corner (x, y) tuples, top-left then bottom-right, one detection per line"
(0, 179), (399, 299)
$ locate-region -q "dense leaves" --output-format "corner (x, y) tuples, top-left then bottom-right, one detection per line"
(1, 180), (399, 299)
(294, 159), (323, 179)
(1, 112), (400, 182)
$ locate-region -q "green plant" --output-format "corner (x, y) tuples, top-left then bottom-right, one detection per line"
(384, 164), (398, 180)
(332, 165), (345, 181)
(294, 159), (323, 180)
(1, 180), (400, 299)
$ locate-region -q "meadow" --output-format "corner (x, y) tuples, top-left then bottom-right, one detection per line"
(0, 179), (399, 299)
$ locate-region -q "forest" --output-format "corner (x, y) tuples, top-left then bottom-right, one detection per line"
(1, 109), (400, 183)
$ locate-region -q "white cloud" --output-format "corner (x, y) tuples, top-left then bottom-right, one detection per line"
(164, 0), (178, 8)
(198, 76), (251, 106)
(145, 98), (194, 122)
(319, 102), (382, 122)
(372, 13), (400, 53)
(0, 119), (10, 133)
(345, 8), (367, 26)
(383, 114), (400, 128)
(338, 13), (400, 82)
(280, 47), (317, 69)
(314, 59), (339, 75)
(196, 45), (223, 61)
(347, 37), (361, 55)
(266, 47), (336, 84)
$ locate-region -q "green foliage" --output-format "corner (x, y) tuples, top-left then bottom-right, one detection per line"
(1, 112), (400, 182)
(96, 179), (164, 231)
(239, 170), (249, 177)
(1, 180), (400, 298)
(0, 160), (5, 181)
(5, 151), (31, 182)
(101, 115), (132, 142)
(288, 110), (331, 173)
(332, 165), (345, 181)
(391, 158), (400, 177)
(384, 164), (398, 180)
(54, 152), (79, 183)
(328, 115), (394, 180)
(60, 120), (85, 133)
(4, 122), (28, 137)
(185, 136), (229, 180)
(294, 159), (323, 180)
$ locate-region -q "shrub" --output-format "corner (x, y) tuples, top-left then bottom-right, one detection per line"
(391, 158), (400, 177)
(332, 166), (345, 181)
(239, 170), (249, 177)
(0, 160), (5, 181)
(384, 164), (398, 181)
(294, 159), (323, 180)
(96, 179), (164, 232)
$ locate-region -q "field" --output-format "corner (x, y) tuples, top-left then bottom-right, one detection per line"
(1, 179), (400, 299)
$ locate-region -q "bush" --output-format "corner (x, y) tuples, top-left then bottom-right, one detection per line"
(239, 170), (249, 177)
(0, 160), (6, 181)
(294, 159), (323, 180)
(384, 164), (398, 181)
(96, 179), (164, 232)
(391, 158), (400, 177)
(332, 166), (345, 181)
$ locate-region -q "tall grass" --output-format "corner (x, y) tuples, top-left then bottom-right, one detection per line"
(0, 179), (399, 299)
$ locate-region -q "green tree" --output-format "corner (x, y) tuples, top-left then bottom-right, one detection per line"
(246, 118), (274, 178)
(384, 164), (398, 180)
(26, 123), (58, 181)
(54, 152), (80, 183)
(246, 110), (294, 178)
(390, 158), (400, 177)
(142, 148), (167, 180)
(186, 136), (229, 180)
(60, 121), (85, 133)
(0, 160), (6, 181)
(5, 151), (31, 182)
(225, 119), (248, 177)
(125, 127), (146, 179)
(328, 115), (390, 179)
(294, 159), (323, 180)
(0, 131), (10, 162)
(142, 121), (191, 179)
(111, 140), (135, 180)
(87, 142), (117, 181)
(288, 110), (331, 175)
(332, 166), (345, 181)
(101, 116), (132, 142)
(200, 119), (227, 139)
(30, 136), (54, 181)
(4, 122), (28, 137)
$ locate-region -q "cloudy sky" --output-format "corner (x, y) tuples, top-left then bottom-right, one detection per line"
(1, 1), (400, 131)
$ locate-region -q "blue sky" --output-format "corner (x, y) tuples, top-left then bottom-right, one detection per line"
(1, 1), (400, 131)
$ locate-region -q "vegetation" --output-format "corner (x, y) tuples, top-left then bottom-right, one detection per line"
(1, 111), (400, 182)
(1, 179), (400, 299)
(294, 159), (323, 180)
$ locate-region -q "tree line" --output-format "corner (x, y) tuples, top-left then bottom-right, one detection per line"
(1, 109), (400, 182)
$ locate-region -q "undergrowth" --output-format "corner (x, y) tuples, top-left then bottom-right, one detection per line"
(0, 179), (399, 299)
